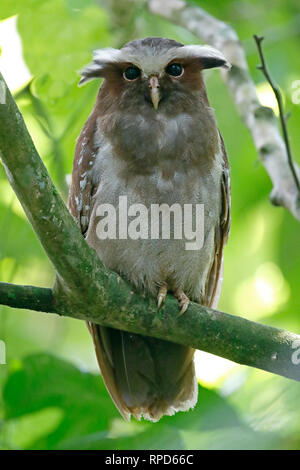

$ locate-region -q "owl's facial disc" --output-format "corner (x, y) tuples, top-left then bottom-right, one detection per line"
(148, 75), (160, 110)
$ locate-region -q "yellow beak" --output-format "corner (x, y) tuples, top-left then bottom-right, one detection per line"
(149, 76), (160, 110)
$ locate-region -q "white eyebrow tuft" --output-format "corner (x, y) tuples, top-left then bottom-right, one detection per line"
(78, 48), (122, 86)
(172, 45), (231, 69)
(93, 48), (122, 63)
(78, 43), (231, 86)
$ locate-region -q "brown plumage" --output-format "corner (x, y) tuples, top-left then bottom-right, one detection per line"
(68, 37), (231, 422)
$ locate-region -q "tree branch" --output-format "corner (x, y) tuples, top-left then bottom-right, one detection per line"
(148, 0), (300, 221)
(1, 47), (300, 386)
(0, 71), (107, 297)
(0, 283), (55, 313)
(1, 281), (300, 383)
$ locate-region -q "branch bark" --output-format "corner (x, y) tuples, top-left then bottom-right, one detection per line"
(148, 0), (300, 221)
(1, 281), (300, 383)
(0, 283), (55, 313)
(1, 39), (300, 386)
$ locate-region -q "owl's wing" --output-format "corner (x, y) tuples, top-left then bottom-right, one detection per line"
(204, 132), (231, 309)
(68, 113), (132, 421)
(68, 112), (99, 235)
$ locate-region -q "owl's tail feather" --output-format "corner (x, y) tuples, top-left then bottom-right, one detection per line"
(89, 323), (131, 421)
(89, 323), (197, 422)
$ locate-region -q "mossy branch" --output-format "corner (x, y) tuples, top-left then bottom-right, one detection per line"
(1, 279), (300, 383)
(1, 68), (300, 384)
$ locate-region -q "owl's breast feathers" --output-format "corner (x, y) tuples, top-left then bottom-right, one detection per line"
(69, 99), (230, 306)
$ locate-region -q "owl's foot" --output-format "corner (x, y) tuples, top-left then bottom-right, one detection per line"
(174, 289), (190, 317)
(157, 284), (168, 309)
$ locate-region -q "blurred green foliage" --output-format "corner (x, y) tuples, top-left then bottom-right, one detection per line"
(0, 0), (300, 450)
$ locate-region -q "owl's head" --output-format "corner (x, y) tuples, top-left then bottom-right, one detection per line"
(79, 37), (230, 113)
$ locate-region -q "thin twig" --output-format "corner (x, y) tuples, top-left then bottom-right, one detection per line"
(254, 34), (300, 192)
(0, 283), (55, 313)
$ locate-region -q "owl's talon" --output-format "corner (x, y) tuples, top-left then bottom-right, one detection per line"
(178, 301), (189, 317)
(157, 285), (168, 309)
(175, 289), (190, 317)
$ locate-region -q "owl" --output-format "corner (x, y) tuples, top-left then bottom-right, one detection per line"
(69, 37), (231, 422)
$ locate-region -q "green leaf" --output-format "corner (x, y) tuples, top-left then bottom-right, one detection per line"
(3, 354), (119, 449)
(2, 353), (270, 450)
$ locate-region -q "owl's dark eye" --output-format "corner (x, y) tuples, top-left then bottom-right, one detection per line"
(166, 63), (183, 77)
(123, 66), (141, 81)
